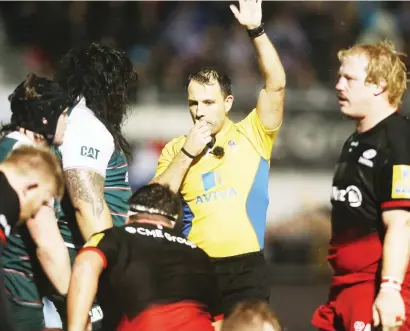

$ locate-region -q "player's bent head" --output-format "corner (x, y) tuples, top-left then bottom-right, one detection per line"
(221, 300), (282, 331)
(2, 73), (74, 146)
(337, 40), (407, 108)
(2, 146), (64, 220)
(127, 183), (183, 227)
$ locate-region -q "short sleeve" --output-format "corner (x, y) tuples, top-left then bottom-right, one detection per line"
(78, 230), (120, 269)
(236, 109), (280, 160)
(379, 132), (410, 210)
(153, 137), (183, 179)
(59, 108), (115, 177)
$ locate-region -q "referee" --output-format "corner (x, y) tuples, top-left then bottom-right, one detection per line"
(67, 183), (223, 331)
(152, 0), (286, 315)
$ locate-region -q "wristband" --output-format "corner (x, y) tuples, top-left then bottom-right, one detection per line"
(181, 147), (195, 159)
(247, 23), (265, 39)
(380, 276), (402, 292)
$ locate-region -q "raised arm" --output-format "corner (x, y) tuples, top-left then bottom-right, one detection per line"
(231, 0), (286, 130)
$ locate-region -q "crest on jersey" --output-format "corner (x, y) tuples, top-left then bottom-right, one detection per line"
(358, 149), (377, 168)
(392, 165), (410, 198)
(353, 321), (371, 331)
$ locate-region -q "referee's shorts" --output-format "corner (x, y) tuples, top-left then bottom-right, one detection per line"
(210, 250), (270, 316)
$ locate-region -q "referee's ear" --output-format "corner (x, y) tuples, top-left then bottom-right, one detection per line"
(224, 95), (234, 114)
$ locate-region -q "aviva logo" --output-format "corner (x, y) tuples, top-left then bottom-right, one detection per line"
(196, 171), (237, 204)
(81, 146), (100, 160)
(196, 188), (237, 204)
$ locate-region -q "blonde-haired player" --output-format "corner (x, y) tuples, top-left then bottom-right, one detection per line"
(0, 145), (65, 331)
(312, 40), (410, 331)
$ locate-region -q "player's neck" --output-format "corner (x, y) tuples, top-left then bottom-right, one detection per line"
(135, 218), (174, 228)
(356, 105), (396, 133)
(17, 128), (46, 146)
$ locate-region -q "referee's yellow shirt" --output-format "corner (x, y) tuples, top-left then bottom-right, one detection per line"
(154, 109), (280, 258)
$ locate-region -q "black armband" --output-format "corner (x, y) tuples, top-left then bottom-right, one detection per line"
(247, 23), (265, 39)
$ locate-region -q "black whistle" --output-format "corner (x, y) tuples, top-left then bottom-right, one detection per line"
(207, 136), (216, 149)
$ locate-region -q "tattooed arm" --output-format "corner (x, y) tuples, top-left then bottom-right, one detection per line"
(64, 169), (112, 241)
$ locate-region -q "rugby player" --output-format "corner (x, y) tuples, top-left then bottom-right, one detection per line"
(67, 183), (223, 331)
(0, 75), (73, 331)
(47, 42), (137, 329)
(152, 0), (286, 315)
(0, 145), (65, 331)
(311, 41), (410, 331)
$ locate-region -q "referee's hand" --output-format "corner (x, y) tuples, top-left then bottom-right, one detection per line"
(183, 119), (213, 157)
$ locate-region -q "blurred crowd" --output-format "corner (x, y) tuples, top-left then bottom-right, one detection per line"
(0, 1), (409, 105)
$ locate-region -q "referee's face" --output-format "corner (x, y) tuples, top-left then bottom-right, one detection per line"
(336, 54), (376, 119)
(187, 80), (233, 134)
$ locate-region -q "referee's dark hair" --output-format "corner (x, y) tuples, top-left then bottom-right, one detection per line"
(187, 67), (232, 98)
(128, 183), (183, 225)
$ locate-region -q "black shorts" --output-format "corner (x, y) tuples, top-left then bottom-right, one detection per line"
(210, 250), (270, 316)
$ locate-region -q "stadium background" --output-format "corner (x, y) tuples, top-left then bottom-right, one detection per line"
(0, 1), (409, 330)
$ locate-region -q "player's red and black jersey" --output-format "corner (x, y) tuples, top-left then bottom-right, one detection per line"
(0, 171), (20, 247)
(329, 112), (410, 281)
(79, 222), (223, 330)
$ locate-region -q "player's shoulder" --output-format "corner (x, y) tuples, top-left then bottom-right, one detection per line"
(384, 113), (410, 145)
(379, 113), (410, 160)
(4, 131), (34, 148)
(384, 112), (410, 133)
(84, 229), (112, 248)
(69, 100), (112, 141)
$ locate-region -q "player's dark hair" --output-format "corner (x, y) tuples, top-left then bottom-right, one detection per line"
(187, 67), (232, 98)
(128, 183), (183, 224)
(54, 43), (138, 156)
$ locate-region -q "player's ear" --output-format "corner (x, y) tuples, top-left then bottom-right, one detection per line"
(373, 79), (387, 96)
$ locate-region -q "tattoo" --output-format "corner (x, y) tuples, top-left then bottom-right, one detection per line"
(64, 169), (105, 220)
